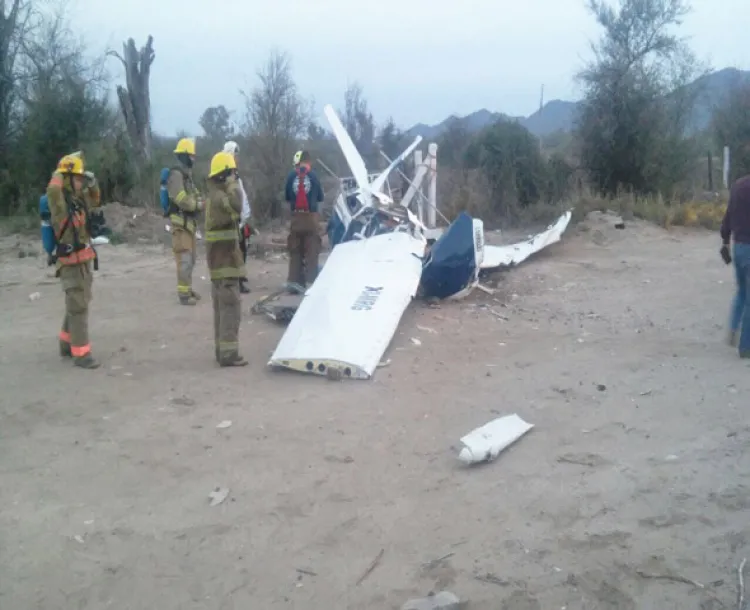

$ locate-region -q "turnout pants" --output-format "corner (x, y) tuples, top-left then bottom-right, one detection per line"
(287, 211), (321, 286)
(59, 263), (93, 357)
(172, 227), (196, 299)
(212, 279), (241, 362)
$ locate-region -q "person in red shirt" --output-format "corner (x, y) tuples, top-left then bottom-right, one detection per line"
(284, 150), (324, 287)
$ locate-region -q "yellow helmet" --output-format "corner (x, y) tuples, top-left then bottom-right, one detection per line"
(57, 154), (84, 175)
(174, 137), (196, 155)
(208, 151), (237, 178)
(293, 150), (302, 166)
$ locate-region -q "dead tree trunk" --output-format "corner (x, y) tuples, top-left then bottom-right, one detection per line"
(108, 36), (155, 163)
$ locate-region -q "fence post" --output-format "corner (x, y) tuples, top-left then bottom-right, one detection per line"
(723, 146), (730, 189)
(414, 149), (424, 223)
(427, 143), (438, 228)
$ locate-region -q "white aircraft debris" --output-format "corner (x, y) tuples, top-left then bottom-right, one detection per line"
(268, 231), (424, 379)
(481, 211), (572, 270)
(457, 414), (534, 465)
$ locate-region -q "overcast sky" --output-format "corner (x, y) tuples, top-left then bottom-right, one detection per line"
(69, 0), (748, 137)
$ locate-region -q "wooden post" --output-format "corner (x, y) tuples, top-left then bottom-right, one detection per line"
(723, 146), (730, 189)
(427, 143), (438, 228)
(414, 149), (424, 223)
(402, 155), (429, 212)
(707, 151), (713, 192)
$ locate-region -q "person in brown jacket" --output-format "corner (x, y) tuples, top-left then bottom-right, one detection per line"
(205, 151), (247, 367)
(167, 137), (203, 305)
(47, 152), (102, 369)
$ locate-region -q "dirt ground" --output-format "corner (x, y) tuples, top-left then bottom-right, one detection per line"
(1, 213), (749, 610)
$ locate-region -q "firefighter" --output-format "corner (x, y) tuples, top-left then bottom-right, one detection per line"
(47, 152), (101, 369)
(222, 140), (252, 294)
(284, 150), (324, 287)
(205, 151), (247, 367)
(168, 137), (203, 305)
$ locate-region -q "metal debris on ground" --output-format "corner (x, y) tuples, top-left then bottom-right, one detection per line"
(216, 420), (232, 429)
(250, 283), (305, 325)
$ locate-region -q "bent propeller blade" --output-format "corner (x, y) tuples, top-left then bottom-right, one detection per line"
(323, 104), (370, 193)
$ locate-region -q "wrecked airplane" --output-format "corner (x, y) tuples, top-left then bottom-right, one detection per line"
(263, 104), (571, 380)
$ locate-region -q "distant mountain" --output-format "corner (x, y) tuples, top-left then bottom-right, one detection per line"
(683, 67), (750, 132)
(406, 108), (521, 140)
(404, 67), (750, 140)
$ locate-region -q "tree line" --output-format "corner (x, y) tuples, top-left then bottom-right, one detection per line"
(1, 0), (748, 222)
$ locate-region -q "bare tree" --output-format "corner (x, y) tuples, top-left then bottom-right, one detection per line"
(19, 11), (107, 104)
(107, 36), (154, 162)
(0, 0), (32, 166)
(13, 8), (113, 198)
(241, 49), (309, 219)
(342, 82), (375, 165)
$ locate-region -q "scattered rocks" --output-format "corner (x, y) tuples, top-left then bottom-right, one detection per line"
(208, 487), (229, 507)
(170, 395), (195, 406)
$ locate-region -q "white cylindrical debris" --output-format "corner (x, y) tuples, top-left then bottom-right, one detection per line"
(457, 414), (534, 465)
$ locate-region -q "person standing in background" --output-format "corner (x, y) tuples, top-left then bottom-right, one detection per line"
(720, 172), (750, 358)
(205, 151), (247, 367)
(167, 138), (203, 305)
(284, 150), (324, 287)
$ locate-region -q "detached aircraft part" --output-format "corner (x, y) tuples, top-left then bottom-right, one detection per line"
(268, 231), (425, 379)
(421, 212), (485, 300)
(481, 210), (571, 270)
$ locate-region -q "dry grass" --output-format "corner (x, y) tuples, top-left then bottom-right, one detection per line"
(436, 166), (728, 232)
(568, 190), (728, 231)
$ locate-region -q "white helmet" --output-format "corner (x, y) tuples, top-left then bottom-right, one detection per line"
(223, 140), (239, 156)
